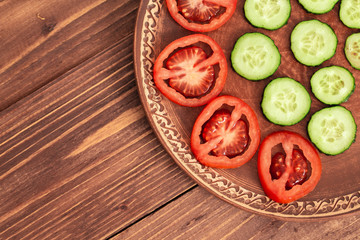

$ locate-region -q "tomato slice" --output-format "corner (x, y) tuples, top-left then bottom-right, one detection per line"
(191, 95), (261, 168)
(166, 0), (237, 32)
(153, 34), (227, 107)
(258, 131), (322, 204)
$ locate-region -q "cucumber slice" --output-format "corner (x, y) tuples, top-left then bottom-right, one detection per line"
(310, 66), (355, 105)
(345, 33), (360, 70)
(291, 20), (337, 66)
(261, 77), (311, 126)
(231, 33), (281, 81)
(298, 0), (339, 14)
(340, 0), (360, 29)
(244, 0), (291, 30)
(308, 106), (356, 155)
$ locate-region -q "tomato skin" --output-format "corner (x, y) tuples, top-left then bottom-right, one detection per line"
(166, 0), (237, 32)
(191, 95), (261, 168)
(153, 34), (227, 107)
(258, 131), (322, 204)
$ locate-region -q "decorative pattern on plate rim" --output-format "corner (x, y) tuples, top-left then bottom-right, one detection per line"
(137, 0), (360, 218)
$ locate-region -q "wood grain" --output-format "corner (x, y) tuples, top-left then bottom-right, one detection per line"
(0, 29), (194, 240)
(116, 186), (360, 240)
(0, 0), (139, 111)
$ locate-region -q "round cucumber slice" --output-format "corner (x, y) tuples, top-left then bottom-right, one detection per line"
(308, 106), (356, 155)
(310, 66), (355, 105)
(244, 0), (291, 30)
(291, 20), (337, 66)
(340, 0), (360, 29)
(261, 77), (311, 126)
(345, 33), (360, 70)
(298, 0), (339, 14)
(231, 32), (281, 81)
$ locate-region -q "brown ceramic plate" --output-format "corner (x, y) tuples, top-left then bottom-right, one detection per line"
(134, 0), (360, 220)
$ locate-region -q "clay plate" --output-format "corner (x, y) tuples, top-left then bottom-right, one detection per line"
(134, 0), (360, 220)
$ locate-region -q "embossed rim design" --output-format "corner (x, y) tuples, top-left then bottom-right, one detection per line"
(134, 0), (360, 220)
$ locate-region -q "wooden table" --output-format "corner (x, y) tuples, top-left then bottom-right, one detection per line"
(1, 0), (360, 239)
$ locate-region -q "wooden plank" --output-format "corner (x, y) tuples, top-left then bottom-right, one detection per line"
(0, 0), (140, 111)
(0, 35), (195, 239)
(116, 186), (360, 240)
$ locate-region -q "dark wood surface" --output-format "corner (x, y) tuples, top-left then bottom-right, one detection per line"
(1, 0), (360, 239)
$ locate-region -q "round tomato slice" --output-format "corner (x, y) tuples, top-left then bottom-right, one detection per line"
(153, 34), (227, 107)
(258, 131), (322, 204)
(166, 0), (237, 32)
(191, 95), (261, 168)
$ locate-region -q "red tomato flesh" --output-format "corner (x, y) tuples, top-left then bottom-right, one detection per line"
(166, 47), (214, 97)
(202, 109), (249, 157)
(270, 149), (309, 190)
(178, 0), (220, 22)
